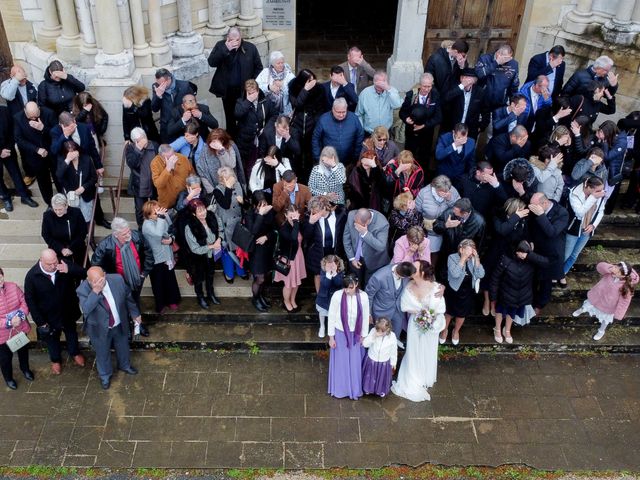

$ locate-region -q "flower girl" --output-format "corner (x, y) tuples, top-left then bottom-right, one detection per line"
(362, 317), (398, 397)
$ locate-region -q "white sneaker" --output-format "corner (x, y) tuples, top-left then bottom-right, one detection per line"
(397, 339), (405, 350)
(572, 308), (584, 317)
(593, 329), (606, 341)
(318, 324), (325, 338)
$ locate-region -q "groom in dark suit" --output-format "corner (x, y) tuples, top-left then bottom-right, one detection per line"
(365, 262), (416, 349)
(76, 266), (140, 390)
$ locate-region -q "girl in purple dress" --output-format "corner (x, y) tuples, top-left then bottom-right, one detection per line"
(327, 274), (370, 400)
(362, 317), (398, 397)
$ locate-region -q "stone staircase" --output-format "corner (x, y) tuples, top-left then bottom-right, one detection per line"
(2, 185), (639, 354)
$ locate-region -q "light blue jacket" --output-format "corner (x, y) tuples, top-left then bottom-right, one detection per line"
(447, 253), (485, 292)
(355, 85), (403, 133)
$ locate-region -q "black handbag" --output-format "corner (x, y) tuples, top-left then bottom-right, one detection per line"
(273, 230), (292, 276)
(231, 221), (255, 252)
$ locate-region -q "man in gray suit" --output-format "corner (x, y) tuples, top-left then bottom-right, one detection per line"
(365, 262), (416, 348)
(343, 208), (390, 286)
(340, 46), (376, 95)
(77, 266), (140, 390)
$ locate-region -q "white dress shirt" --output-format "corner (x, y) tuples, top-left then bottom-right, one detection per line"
(318, 211), (337, 248)
(460, 85), (472, 123)
(327, 290), (370, 337)
(39, 263), (56, 284)
(101, 281), (122, 328)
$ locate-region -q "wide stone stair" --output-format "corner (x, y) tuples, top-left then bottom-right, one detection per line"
(2, 186), (639, 354)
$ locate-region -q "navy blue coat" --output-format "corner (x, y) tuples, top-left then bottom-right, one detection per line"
(525, 52), (566, 98)
(311, 111), (364, 164)
(475, 54), (520, 109)
(319, 81), (358, 112)
(435, 131), (477, 182)
(50, 122), (103, 170)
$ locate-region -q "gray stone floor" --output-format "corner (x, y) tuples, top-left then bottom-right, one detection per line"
(0, 351), (639, 471)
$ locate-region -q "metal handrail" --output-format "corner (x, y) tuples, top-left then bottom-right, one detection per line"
(82, 185), (100, 268)
(114, 141), (129, 217)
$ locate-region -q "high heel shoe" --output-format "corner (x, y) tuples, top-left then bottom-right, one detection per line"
(502, 326), (513, 344)
(439, 330), (447, 345)
(493, 327), (503, 344)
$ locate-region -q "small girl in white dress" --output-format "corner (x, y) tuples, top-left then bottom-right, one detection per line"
(362, 317), (398, 397)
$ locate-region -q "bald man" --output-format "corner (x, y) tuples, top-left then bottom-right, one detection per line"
(77, 266), (140, 390)
(13, 101), (58, 205)
(24, 249), (86, 375)
(0, 65), (38, 117)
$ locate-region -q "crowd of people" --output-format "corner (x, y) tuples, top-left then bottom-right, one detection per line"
(0, 29), (638, 400)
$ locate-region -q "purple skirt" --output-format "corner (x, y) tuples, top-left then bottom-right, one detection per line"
(362, 356), (393, 397)
(328, 329), (364, 400)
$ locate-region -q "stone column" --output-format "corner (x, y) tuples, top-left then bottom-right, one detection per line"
(237, 0), (262, 38)
(55, 0), (82, 62)
(94, 0), (135, 78)
(254, 0), (263, 19)
(562, 0), (596, 35)
(77, 0), (98, 67)
(37, 0), (62, 51)
(602, 0), (640, 45)
(634, 0), (640, 23)
(386, 0), (428, 92)
(203, 0), (229, 48)
(148, 0), (173, 66)
(129, 0), (153, 67)
(169, 0), (205, 58)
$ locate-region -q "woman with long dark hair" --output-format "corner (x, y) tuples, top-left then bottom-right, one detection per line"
(72, 91), (109, 150)
(245, 191), (276, 311)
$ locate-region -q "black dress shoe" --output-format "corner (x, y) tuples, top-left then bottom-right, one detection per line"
(3, 198), (14, 212)
(239, 273), (250, 281)
(22, 370), (34, 381)
(259, 295), (271, 308)
(101, 378), (110, 390)
(223, 275), (234, 284)
(100, 220), (111, 229)
(197, 296), (209, 309)
(21, 197), (38, 208)
(6, 380), (17, 390)
(138, 324), (150, 337)
(207, 293), (221, 305)
(120, 366), (138, 375)
(252, 296), (268, 312)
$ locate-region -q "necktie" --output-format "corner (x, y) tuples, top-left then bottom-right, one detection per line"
(351, 68), (357, 86)
(103, 296), (115, 328)
(354, 236), (363, 262)
(323, 216), (333, 251)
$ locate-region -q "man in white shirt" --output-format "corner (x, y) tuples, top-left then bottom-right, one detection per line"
(76, 266), (141, 390)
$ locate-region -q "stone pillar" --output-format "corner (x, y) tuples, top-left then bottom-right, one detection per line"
(203, 0), (229, 48)
(169, 0), (205, 58)
(77, 0), (98, 67)
(562, 0), (596, 35)
(37, 0), (62, 51)
(602, 0), (640, 45)
(55, 0), (82, 62)
(129, 0), (153, 67)
(94, 0), (135, 78)
(148, 0), (173, 66)
(237, 0), (262, 38)
(254, 0), (263, 19)
(117, 0), (135, 50)
(386, 0), (428, 92)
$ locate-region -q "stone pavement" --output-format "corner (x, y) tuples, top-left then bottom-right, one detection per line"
(0, 351), (639, 471)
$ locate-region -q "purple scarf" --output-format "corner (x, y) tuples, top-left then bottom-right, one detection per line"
(340, 289), (363, 348)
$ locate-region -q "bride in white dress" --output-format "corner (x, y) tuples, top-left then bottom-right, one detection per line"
(391, 260), (446, 402)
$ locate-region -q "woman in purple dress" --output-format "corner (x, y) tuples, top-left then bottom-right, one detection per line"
(327, 274), (370, 400)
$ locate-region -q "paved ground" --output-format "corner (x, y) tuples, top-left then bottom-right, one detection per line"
(0, 350), (639, 471)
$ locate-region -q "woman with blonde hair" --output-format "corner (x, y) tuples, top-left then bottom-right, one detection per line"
(388, 191), (424, 248)
(384, 150), (425, 198)
(122, 85), (159, 142)
(361, 126), (400, 167)
(315, 254), (345, 338)
(308, 146), (347, 205)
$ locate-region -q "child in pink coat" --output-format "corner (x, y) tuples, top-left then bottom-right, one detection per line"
(573, 262), (638, 341)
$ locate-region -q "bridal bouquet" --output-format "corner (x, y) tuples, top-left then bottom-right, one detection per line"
(414, 308), (436, 333)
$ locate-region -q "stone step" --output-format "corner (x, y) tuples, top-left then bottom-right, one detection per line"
(138, 296), (640, 327)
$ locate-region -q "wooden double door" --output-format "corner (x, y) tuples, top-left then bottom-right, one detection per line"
(422, 0), (527, 66)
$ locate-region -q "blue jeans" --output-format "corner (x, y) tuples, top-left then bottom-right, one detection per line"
(563, 232), (591, 275)
(221, 248), (246, 279)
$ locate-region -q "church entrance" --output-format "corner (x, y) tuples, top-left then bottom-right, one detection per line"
(296, 0), (398, 81)
(422, 0), (526, 66)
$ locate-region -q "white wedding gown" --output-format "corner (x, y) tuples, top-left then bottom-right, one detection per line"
(391, 286), (446, 402)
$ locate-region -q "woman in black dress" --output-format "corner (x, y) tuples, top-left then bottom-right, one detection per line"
(55, 140), (97, 225)
(442, 239), (485, 345)
(245, 191), (276, 311)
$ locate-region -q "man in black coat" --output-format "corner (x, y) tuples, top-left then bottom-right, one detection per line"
(258, 116), (302, 162)
(208, 27), (263, 138)
(23, 248), (86, 375)
(442, 68), (488, 139)
(13, 102), (58, 205)
(166, 93), (219, 143)
(460, 161), (508, 220)
(527, 192), (569, 311)
(151, 68), (196, 143)
(50, 112), (110, 228)
(561, 55), (619, 98)
(0, 105), (39, 212)
(485, 125), (531, 176)
(319, 66), (359, 113)
(424, 39), (469, 94)
(525, 45), (566, 99)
